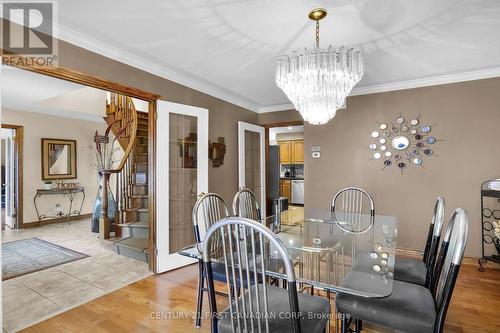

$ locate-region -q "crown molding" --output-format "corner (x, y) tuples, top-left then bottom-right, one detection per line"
(349, 66), (500, 97)
(57, 25), (262, 112)
(259, 66), (500, 113)
(258, 103), (295, 113)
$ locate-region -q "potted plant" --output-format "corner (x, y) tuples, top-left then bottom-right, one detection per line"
(43, 180), (53, 190)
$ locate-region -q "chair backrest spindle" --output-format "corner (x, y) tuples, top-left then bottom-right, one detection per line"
(233, 188), (262, 221)
(203, 217), (301, 333)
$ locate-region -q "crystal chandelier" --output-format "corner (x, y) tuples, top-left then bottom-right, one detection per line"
(275, 8), (364, 125)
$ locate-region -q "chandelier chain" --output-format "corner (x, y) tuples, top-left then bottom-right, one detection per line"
(316, 20), (320, 47)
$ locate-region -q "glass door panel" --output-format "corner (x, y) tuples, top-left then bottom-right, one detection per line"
(168, 113), (197, 253)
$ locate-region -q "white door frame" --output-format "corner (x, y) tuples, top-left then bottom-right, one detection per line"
(238, 121), (266, 215)
(156, 100), (208, 273)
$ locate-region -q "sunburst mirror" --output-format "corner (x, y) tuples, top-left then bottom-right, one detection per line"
(369, 115), (439, 172)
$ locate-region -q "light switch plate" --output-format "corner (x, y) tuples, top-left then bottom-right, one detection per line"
(311, 146), (321, 152)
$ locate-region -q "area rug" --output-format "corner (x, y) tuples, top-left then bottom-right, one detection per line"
(2, 237), (89, 280)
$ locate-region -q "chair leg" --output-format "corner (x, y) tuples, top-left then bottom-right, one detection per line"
(354, 319), (361, 332)
(340, 315), (348, 333)
(195, 260), (204, 328)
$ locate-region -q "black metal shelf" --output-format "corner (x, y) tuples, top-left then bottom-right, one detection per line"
(479, 180), (500, 272)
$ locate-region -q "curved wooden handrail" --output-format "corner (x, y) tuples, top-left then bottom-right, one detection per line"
(116, 96), (138, 172)
(98, 94), (140, 239)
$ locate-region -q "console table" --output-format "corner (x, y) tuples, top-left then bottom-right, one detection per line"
(33, 187), (86, 224)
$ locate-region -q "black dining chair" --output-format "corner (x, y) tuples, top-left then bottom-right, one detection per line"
(336, 208), (468, 333)
(192, 192), (231, 328)
(232, 187), (262, 221)
(394, 197), (446, 287)
(203, 217), (331, 333)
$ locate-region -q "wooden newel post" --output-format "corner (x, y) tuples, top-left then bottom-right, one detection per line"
(99, 170), (111, 239)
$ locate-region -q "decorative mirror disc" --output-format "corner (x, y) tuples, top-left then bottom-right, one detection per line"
(391, 136), (410, 150)
(370, 114), (439, 173)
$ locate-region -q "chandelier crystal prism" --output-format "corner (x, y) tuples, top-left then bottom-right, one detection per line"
(275, 8), (364, 125)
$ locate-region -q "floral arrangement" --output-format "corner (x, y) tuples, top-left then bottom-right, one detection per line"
(90, 119), (131, 171)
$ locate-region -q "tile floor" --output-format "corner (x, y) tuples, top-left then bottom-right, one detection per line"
(1, 219), (152, 332)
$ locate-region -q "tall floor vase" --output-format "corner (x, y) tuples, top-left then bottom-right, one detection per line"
(91, 174), (116, 233)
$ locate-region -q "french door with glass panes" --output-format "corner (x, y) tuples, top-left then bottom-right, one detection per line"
(156, 100), (208, 273)
(237, 121), (266, 215)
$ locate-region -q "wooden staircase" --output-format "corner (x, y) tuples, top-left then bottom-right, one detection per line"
(102, 95), (149, 263)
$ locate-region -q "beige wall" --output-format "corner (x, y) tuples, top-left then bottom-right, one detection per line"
(55, 40), (258, 203)
(258, 109), (302, 125)
(304, 77), (500, 258)
(2, 108), (106, 223)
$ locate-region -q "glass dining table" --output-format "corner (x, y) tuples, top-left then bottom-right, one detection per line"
(179, 208), (398, 298)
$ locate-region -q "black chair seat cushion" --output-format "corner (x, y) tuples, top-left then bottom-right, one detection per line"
(218, 285), (330, 333)
(211, 262), (260, 288)
(394, 257), (427, 286)
(336, 280), (436, 333)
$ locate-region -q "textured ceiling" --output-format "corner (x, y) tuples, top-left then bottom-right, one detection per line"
(48, 0), (500, 110)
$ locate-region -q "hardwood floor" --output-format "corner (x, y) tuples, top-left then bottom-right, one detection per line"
(21, 263), (500, 333)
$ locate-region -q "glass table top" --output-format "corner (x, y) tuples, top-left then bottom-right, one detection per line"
(179, 209), (398, 298)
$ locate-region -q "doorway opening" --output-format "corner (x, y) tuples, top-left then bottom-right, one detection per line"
(260, 121), (304, 224)
(1, 124), (23, 230)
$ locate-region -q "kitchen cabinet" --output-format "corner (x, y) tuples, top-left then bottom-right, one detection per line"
(292, 141), (304, 163)
(278, 141), (291, 164)
(278, 139), (304, 164)
(280, 179), (291, 202)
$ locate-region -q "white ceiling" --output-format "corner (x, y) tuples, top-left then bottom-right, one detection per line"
(53, 0), (500, 112)
(1, 66), (106, 121)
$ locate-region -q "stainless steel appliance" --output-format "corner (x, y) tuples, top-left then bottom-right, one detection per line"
(291, 179), (304, 205)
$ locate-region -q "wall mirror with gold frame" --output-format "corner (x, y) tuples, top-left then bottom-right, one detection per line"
(41, 138), (77, 180)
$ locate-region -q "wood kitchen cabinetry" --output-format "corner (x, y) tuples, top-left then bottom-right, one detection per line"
(280, 179), (291, 202)
(292, 141), (304, 163)
(278, 139), (303, 164)
(278, 141), (291, 164)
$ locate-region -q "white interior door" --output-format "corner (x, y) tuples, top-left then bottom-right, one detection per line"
(238, 121), (266, 215)
(1, 129), (17, 229)
(156, 100), (208, 273)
